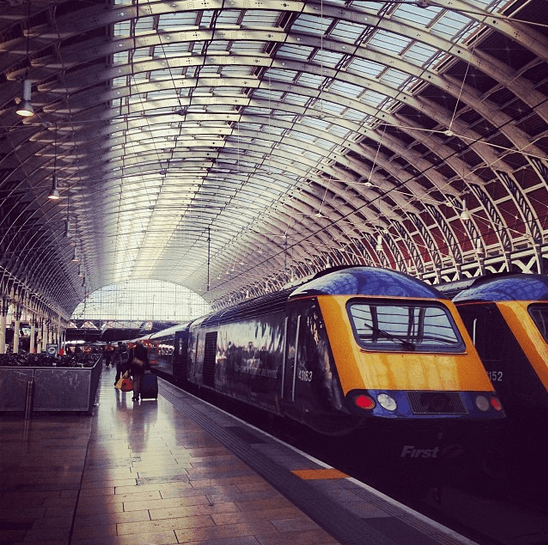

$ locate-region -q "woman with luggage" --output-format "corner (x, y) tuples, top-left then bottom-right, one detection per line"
(130, 342), (150, 401)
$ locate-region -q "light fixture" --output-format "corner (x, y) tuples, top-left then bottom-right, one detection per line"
(16, 79), (34, 117)
(376, 234), (383, 251)
(48, 174), (60, 200)
(48, 125), (60, 200)
(16, 2), (34, 118)
(71, 249), (80, 263)
(459, 199), (471, 221)
(64, 219), (71, 238)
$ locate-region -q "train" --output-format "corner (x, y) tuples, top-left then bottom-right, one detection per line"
(138, 266), (505, 480)
(437, 273), (548, 488)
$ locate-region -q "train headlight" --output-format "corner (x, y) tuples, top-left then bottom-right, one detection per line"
(475, 395), (490, 412)
(377, 393), (397, 411)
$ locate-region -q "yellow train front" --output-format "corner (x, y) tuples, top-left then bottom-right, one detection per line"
(451, 273), (548, 488)
(185, 267), (504, 479)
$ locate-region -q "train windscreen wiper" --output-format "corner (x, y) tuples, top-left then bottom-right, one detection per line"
(361, 323), (416, 351)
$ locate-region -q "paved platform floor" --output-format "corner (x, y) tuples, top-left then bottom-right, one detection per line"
(0, 366), (478, 545)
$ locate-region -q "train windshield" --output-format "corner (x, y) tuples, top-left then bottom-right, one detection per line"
(347, 300), (465, 352)
(528, 304), (548, 343)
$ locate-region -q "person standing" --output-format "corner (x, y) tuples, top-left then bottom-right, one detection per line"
(113, 342), (130, 386)
(104, 342), (113, 367)
(130, 342), (150, 401)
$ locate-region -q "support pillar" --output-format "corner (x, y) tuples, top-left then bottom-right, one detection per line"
(29, 316), (36, 354)
(13, 307), (21, 354)
(37, 319), (44, 354)
(0, 298), (8, 354)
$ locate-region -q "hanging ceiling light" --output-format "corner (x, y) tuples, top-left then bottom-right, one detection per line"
(48, 125), (60, 200)
(71, 249), (80, 263)
(48, 174), (60, 200)
(376, 234), (383, 251)
(16, 79), (34, 117)
(16, 2), (34, 117)
(460, 199), (471, 221)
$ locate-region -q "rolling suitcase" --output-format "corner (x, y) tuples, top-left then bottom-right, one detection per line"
(140, 372), (158, 399)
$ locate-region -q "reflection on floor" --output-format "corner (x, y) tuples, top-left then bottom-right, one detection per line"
(0, 365), (340, 545)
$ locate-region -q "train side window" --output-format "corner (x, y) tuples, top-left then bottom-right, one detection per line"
(528, 304), (548, 343)
(347, 299), (464, 352)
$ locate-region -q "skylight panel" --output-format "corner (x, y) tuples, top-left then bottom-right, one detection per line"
(158, 42), (194, 57)
(369, 30), (412, 55)
(114, 20), (131, 37)
(392, 3), (442, 27)
(379, 68), (410, 88)
(134, 16), (155, 33)
(220, 65), (255, 77)
(149, 69), (176, 80)
(216, 9), (243, 25)
(206, 40), (231, 52)
(346, 57), (384, 78)
(281, 93), (309, 107)
(113, 52), (129, 65)
(291, 13), (333, 35)
(277, 44), (314, 61)
(242, 9), (281, 25)
(431, 11), (473, 41)
(301, 150), (323, 162)
(264, 68), (299, 83)
(329, 125), (351, 139)
(293, 131), (317, 144)
(158, 11), (201, 28)
(133, 49), (152, 60)
(314, 49), (344, 68)
(329, 80), (362, 98)
(402, 41), (439, 67)
(254, 87), (284, 101)
(330, 20), (365, 42)
(229, 41), (265, 54)
(297, 72), (325, 88)
(360, 89), (389, 108)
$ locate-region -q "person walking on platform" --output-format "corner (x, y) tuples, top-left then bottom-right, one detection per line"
(113, 342), (130, 386)
(104, 342), (114, 367)
(130, 342), (150, 401)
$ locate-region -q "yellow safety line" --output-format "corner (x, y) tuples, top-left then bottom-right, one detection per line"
(292, 468), (349, 480)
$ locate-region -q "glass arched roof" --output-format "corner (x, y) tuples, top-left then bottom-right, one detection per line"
(72, 279), (210, 321)
(1, 0), (548, 320)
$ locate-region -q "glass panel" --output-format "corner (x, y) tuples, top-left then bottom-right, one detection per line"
(528, 304), (548, 343)
(348, 300), (464, 352)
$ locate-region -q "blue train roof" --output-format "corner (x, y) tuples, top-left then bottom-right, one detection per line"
(453, 274), (548, 303)
(290, 266), (444, 299)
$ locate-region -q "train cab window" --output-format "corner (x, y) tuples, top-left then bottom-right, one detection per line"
(348, 300), (465, 352)
(528, 304), (548, 343)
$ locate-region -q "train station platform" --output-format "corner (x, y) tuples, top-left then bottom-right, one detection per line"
(0, 367), (479, 545)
